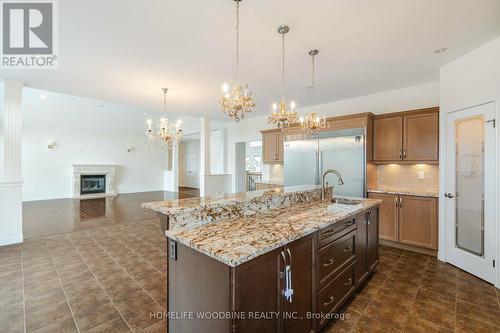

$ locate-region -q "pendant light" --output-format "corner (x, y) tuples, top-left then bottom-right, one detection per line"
(300, 49), (327, 136)
(145, 88), (183, 148)
(268, 25), (298, 130)
(219, 0), (256, 121)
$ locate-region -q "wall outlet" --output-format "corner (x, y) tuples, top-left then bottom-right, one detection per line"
(418, 170), (425, 179)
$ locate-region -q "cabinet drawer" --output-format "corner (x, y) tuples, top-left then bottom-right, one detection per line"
(317, 218), (356, 249)
(317, 262), (356, 328)
(317, 230), (355, 288)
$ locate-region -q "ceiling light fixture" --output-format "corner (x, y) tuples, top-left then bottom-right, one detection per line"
(268, 25), (298, 130)
(145, 88), (182, 148)
(219, 0), (256, 121)
(300, 49), (327, 136)
(434, 47), (448, 54)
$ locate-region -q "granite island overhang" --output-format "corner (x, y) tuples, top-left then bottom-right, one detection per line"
(142, 186), (381, 333)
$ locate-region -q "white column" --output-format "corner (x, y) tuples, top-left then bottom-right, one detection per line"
(199, 117), (211, 196)
(0, 80), (24, 246)
(221, 127), (228, 174)
(200, 117), (211, 176)
(3, 81), (23, 181)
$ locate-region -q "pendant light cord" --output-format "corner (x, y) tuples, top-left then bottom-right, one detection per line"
(236, 0), (240, 82)
(311, 53), (315, 96)
(163, 90), (167, 114)
(281, 31), (286, 98)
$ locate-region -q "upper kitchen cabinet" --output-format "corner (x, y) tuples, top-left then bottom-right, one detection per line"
(373, 116), (403, 161)
(373, 107), (439, 164)
(261, 129), (284, 164)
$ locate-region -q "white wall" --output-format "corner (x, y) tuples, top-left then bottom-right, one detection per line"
(439, 35), (500, 287)
(227, 82), (439, 192)
(0, 86), (203, 201)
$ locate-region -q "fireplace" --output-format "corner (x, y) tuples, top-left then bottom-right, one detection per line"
(72, 165), (116, 199)
(80, 175), (106, 195)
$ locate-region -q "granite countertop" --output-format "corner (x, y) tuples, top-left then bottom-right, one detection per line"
(142, 185), (320, 217)
(367, 188), (439, 198)
(166, 197), (381, 267)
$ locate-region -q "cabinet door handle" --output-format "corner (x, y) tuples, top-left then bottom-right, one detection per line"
(403, 149), (407, 159)
(399, 198), (403, 208)
(395, 197), (398, 207)
(399, 149), (402, 160)
(323, 296), (335, 307)
(344, 220), (354, 227)
(323, 258), (335, 267)
(286, 248), (292, 266)
(344, 278), (353, 287)
(344, 246), (352, 253)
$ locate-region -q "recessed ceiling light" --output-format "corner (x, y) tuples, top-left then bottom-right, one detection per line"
(434, 48), (448, 54)
(40, 94), (46, 100)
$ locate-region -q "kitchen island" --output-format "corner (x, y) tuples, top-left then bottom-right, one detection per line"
(142, 186), (381, 333)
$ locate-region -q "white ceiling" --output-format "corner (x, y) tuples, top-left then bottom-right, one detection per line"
(1, 0), (500, 121)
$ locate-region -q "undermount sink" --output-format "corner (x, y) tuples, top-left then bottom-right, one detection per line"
(331, 198), (363, 205)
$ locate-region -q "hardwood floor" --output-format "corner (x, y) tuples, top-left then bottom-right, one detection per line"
(23, 188), (199, 239)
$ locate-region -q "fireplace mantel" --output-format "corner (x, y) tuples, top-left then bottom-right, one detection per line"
(72, 165), (117, 199)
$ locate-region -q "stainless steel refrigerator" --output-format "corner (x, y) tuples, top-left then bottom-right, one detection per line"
(284, 128), (366, 198)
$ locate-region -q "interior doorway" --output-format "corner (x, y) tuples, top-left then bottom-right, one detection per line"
(179, 139), (200, 189)
(445, 102), (497, 283)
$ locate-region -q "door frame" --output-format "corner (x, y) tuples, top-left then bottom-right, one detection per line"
(438, 98), (500, 288)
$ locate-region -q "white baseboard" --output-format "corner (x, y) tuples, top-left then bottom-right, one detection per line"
(0, 235), (23, 247)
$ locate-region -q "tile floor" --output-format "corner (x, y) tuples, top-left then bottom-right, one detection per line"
(325, 246), (500, 333)
(0, 219), (168, 333)
(1, 212), (499, 332)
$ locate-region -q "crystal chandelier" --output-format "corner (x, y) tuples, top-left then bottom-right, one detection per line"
(268, 25), (298, 130)
(299, 49), (327, 136)
(219, 0), (256, 121)
(146, 88), (182, 148)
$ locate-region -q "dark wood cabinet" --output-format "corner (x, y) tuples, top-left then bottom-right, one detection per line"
(283, 236), (314, 333)
(368, 192), (438, 251)
(373, 116), (403, 161)
(234, 247), (283, 333)
(354, 213), (368, 284)
(367, 210), (379, 271)
(354, 209), (379, 285)
(235, 235), (314, 333)
(373, 107), (439, 163)
(168, 208), (380, 333)
(367, 193), (398, 242)
(403, 111), (439, 161)
(398, 195), (438, 250)
(262, 129), (284, 163)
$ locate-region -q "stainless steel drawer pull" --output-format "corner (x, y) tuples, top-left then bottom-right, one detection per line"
(322, 230), (335, 237)
(344, 278), (353, 286)
(344, 246), (352, 253)
(323, 296), (335, 307)
(323, 258), (335, 267)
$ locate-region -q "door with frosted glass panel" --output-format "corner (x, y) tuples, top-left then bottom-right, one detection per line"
(446, 102), (496, 283)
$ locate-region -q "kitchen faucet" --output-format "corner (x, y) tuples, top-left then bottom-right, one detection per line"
(321, 169), (345, 202)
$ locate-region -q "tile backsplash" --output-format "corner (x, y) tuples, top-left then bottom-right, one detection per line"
(262, 163), (284, 182)
(375, 164), (439, 193)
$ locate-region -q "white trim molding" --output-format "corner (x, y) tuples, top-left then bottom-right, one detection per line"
(72, 164), (117, 199)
